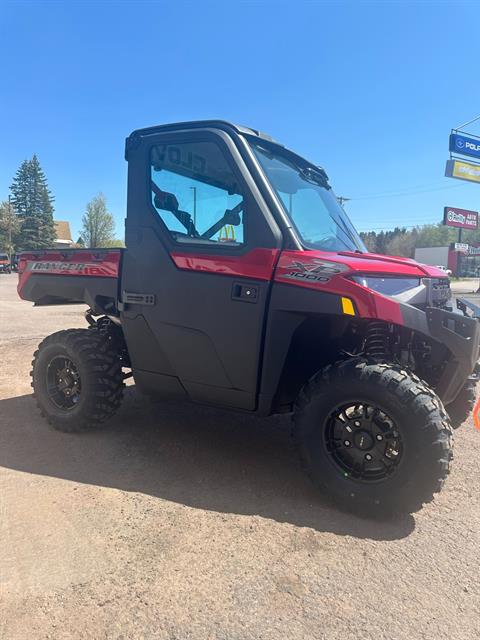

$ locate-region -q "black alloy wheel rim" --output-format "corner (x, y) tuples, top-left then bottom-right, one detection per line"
(324, 403), (403, 482)
(46, 356), (81, 410)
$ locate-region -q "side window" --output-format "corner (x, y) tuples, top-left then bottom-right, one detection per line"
(150, 140), (245, 245)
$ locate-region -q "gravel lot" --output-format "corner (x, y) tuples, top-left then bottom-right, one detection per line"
(1, 272), (479, 639)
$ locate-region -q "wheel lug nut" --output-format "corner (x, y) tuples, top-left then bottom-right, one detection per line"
(365, 454), (372, 461)
(344, 440), (351, 447)
(354, 421), (361, 427)
(376, 434), (383, 441)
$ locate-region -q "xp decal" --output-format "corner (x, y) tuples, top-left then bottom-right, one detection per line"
(280, 258), (348, 283)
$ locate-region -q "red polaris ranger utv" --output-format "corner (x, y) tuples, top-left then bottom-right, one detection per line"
(18, 121), (480, 515)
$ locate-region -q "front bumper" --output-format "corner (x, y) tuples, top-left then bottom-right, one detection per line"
(400, 300), (480, 405)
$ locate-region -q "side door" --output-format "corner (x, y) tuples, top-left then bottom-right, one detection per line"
(121, 128), (282, 410)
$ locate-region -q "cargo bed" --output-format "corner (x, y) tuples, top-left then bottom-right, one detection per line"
(17, 249), (123, 315)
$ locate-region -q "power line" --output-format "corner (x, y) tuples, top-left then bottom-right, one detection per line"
(455, 114), (480, 131)
(349, 180), (450, 198)
(349, 182), (466, 201)
(357, 214), (446, 224)
(357, 224), (436, 231)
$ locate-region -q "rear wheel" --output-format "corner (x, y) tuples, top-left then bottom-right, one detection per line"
(293, 359), (453, 516)
(31, 328), (124, 432)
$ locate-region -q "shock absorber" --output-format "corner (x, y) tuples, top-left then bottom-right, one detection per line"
(364, 321), (389, 359)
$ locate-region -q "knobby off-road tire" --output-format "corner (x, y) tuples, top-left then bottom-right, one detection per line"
(293, 359), (453, 516)
(447, 381), (477, 429)
(31, 328), (124, 432)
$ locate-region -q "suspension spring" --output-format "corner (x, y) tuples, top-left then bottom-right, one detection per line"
(364, 321), (389, 358)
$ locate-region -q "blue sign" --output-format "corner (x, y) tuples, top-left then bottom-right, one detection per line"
(450, 133), (480, 160)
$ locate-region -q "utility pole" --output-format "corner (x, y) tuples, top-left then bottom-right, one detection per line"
(7, 195), (13, 263)
(190, 186), (197, 228)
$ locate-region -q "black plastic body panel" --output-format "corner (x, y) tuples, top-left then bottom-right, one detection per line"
(426, 306), (480, 404)
(258, 283), (344, 414)
(400, 301), (480, 405)
(19, 273), (119, 315)
(122, 126), (283, 410)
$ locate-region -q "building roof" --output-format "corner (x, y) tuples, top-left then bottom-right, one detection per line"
(54, 220), (73, 243)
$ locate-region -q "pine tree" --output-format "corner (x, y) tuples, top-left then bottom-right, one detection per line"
(10, 155), (56, 249)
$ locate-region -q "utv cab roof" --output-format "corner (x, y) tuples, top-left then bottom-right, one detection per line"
(124, 120), (329, 184)
(127, 119), (279, 144)
(124, 120), (289, 161)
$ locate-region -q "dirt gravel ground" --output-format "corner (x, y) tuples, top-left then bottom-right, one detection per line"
(1, 272), (479, 640)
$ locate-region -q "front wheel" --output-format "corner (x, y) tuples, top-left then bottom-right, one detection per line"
(31, 328), (124, 432)
(293, 359), (453, 516)
(447, 381), (477, 429)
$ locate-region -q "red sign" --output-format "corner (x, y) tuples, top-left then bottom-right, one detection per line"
(443, 206), (478, 230)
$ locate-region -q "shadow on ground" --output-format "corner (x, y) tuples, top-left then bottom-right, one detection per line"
(0, 388), (415, 541)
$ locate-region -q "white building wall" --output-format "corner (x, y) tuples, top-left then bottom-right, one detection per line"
(414, 246), (450, 268)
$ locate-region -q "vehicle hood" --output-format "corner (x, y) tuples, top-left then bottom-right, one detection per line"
(308, 249), (447, 278)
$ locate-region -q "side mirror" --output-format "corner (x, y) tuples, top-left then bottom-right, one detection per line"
(153, 189), (179, 213)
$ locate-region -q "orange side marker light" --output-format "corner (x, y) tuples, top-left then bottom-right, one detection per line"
(473, 397), (480, 431)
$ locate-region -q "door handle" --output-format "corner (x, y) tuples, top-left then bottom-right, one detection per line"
(232, 283), (258, 303)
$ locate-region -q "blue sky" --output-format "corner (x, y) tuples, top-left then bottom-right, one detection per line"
(1, 0), (479, 241)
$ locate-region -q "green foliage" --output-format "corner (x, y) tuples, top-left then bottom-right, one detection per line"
(0, 200), (21, 253)
(10, 155), (56, 250)
(359, 222), (475, 257)
(80, 193), (117, 248)
(102, 238), (125, 248)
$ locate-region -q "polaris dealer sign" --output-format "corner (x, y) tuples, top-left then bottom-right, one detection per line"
(443, 206), (478, 230)
(450, 133), (480, 160)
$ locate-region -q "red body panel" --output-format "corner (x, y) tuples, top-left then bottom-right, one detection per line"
(17, 250), (121, 299)
(274, 250), (408, 323)
(319, 250), (445, 277)
(18, 244), (444, 327)
(169, 247), (446, 325)
(170, 248), (279, 281)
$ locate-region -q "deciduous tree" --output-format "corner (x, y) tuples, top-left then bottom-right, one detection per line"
(80, 193), (117, 248)
(0, 200), (21, 253)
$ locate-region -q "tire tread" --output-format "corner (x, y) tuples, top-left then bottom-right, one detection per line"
(293, 358), (453, 515)
(31, 328), (124, 432)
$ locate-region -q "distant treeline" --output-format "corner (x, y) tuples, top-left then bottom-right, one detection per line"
(359, 223), (480, 258)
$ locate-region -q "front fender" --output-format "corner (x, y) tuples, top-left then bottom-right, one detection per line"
(399, 302), (480, 405)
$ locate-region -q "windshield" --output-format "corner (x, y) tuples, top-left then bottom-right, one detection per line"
(249, 141), (366, 253)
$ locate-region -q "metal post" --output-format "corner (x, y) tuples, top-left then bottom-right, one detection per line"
(190, 186), (197, 227)
(7, 195), (12, 263)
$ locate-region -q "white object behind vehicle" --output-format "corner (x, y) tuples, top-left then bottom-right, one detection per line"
(436, 265), (452, 276)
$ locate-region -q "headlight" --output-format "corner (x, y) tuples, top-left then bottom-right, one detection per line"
(351, 276), (421, 296)
(351, 275), (452, 309)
